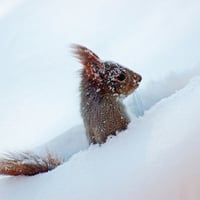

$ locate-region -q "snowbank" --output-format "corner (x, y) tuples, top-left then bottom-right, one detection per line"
(0, 67), (200, 200)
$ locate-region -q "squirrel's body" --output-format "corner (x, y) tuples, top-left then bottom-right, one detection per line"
(0, 44), (142, 176)
(81, 75), (130, 144)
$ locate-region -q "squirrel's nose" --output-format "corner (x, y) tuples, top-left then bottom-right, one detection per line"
(137, 74), (142, 82)
(134, 74), (142, 83)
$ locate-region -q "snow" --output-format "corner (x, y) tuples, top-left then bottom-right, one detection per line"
(0, 0), (23, 18)
(0, 0), (200, 199)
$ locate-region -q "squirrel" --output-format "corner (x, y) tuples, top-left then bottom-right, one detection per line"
(0, 44), (142, 176)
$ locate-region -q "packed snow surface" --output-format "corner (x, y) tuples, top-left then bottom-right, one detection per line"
(0, 0), (200, 199)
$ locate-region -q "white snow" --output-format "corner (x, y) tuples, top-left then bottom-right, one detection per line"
(0, 0), (200, 199)
(0, 0), (23, 18)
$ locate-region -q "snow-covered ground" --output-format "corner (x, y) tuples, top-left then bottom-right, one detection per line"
(0, 0), (200, 199)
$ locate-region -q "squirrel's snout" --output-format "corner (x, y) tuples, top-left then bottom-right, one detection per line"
(137, 74), (142, 82)
(136, 74), (142, 83)
(133, 73), (142, 84)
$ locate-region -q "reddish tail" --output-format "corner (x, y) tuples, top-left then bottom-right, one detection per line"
(0, 152), (62, 176)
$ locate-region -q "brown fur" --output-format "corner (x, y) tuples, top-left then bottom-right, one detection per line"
(0, 152), (62, 176)
(73, 45), (142, 144)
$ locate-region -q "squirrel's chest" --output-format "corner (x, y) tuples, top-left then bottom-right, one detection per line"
(81, 95), (130, 144)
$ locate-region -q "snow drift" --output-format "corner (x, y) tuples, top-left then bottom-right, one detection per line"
(0, 65), (200, 200)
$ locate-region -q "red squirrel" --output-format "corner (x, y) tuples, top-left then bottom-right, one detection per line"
(0, 44), (142, 176)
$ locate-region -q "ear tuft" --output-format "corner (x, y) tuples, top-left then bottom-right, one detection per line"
(71, 44), (104, 81)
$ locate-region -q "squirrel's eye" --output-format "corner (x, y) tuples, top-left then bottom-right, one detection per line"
(116, 73), (126, 81)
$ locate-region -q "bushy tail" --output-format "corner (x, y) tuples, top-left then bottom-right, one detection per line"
(0, 152), (62, 176)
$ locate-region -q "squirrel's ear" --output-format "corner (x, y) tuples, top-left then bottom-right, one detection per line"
(71, 44), (104, 81)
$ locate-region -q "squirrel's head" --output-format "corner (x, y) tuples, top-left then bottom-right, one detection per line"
(72, 44), (142, 97)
